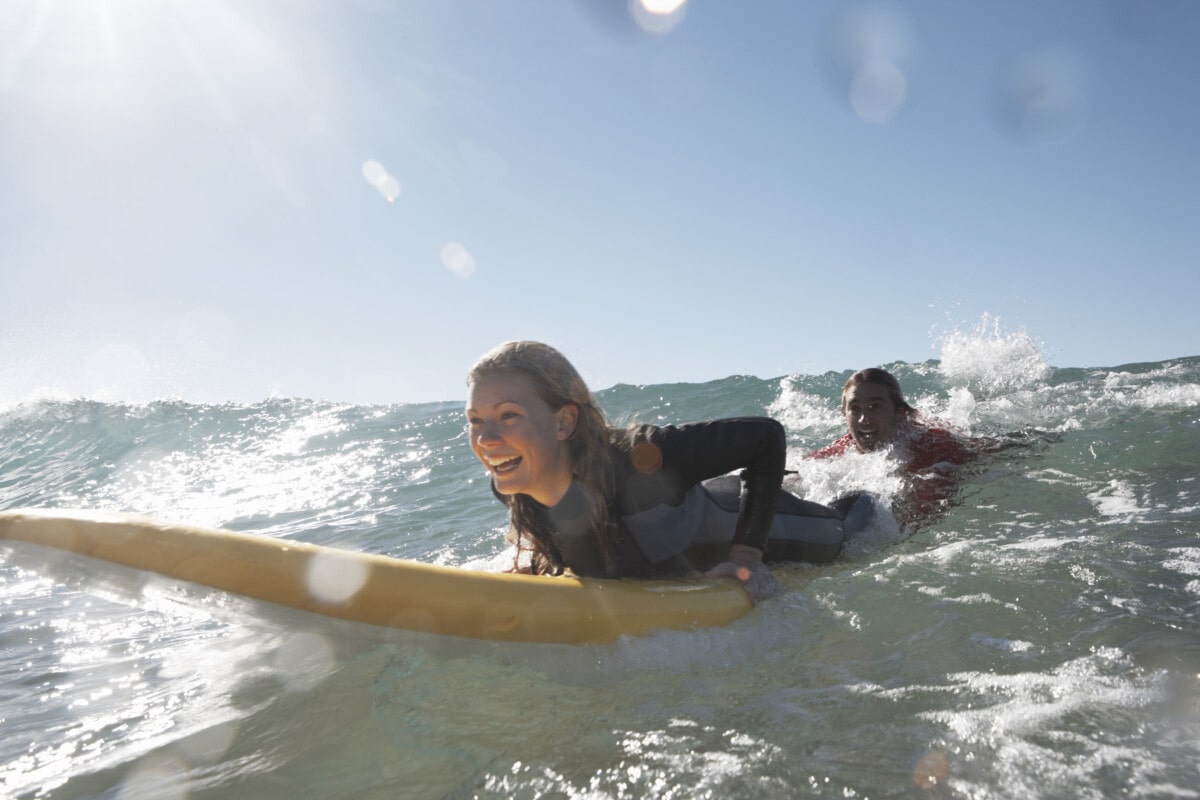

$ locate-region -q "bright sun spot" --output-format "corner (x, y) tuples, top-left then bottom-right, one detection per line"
(630, 0), (687, 34)
(639, 0), (687, 13)
(3, 0), (263, 116)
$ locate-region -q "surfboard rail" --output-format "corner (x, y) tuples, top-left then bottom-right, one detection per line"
(0, 508), (752, 644)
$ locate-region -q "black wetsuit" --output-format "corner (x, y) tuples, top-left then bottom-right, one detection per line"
(512, 417), (848, 579)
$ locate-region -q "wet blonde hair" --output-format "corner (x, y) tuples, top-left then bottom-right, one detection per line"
(467, 341), (616, 574)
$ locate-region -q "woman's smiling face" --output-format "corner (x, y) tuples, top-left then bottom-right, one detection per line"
(842, 381), (902, 452)
(466, 370), (577, 506)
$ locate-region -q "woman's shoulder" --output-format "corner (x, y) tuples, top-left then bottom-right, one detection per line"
(612, 416), (780, 441)
(807, 434), (854, 459)
(609, 417), (784, 471)
(908, 421), (976, 467)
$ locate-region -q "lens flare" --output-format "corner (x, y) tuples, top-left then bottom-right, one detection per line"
(849, 58), (906, 123)
(271, 631), (336, 693)
(362, 159), (401, 201)
(378, 176), (400, 202)
(306, 549), (368, 604)
(822, 1), (916, 123)
(174, 721), (239, 765)
(990, 46), (1088, 145)
(117, 754), (189, 800)
(912, 749), (950, 788)
(362, 160), (387, 185)
(440, 242), (477, 278)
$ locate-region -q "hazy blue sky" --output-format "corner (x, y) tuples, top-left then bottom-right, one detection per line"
(2, 0), (1197, 404)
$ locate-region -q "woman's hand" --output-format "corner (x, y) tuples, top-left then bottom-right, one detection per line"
(704, 544), (782, 605)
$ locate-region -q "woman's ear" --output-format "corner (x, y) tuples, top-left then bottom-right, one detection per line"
(556, 404), (579, 440)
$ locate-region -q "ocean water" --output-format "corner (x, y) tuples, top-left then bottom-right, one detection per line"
(2, 332), (1199, 799)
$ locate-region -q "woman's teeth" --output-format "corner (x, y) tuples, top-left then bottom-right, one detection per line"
(488, 455), (521, 473)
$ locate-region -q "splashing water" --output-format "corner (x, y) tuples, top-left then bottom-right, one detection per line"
(938, 314), (1052, 396)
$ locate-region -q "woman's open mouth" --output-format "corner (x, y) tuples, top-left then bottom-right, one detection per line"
(487, 455), (522, 475)
(856, 429), (880, 449)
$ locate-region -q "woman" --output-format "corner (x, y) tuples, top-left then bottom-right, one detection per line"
(807, 368), (980, 523)
(809, 369), (976, 466)
(465, 341), (848, 603)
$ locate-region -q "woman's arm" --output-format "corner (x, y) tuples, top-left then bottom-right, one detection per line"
(628, 418), (786, 601)
(629, 417), (786, 552)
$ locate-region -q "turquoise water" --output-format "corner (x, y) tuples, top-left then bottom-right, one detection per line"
(2, 332), (1199, 799)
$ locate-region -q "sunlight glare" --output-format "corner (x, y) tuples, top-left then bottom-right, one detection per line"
(81, 407), (374, 533)
(3, 0), (266, 118)
(630, 0), (687, 35)
(640, 0), (687, 12)
(83, 343), (158, 403)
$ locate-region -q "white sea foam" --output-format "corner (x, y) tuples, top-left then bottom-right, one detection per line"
(768, 376), (843, 436)
(969, 632), (1035, 653)
(1087, 479), (1147, 518)
(937, 314), (1052, 395)
(1162, 548), (1200, 577)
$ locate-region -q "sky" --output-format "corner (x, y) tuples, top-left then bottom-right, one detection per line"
(1, 0), (1197, 405)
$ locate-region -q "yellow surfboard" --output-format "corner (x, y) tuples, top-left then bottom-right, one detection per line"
(0, 508), (752, 644)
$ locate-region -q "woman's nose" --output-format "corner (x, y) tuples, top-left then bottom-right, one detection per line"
(475, 421), (501, 444)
